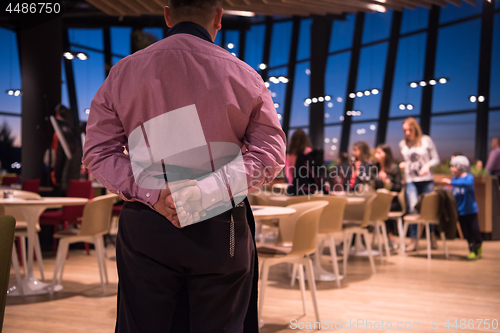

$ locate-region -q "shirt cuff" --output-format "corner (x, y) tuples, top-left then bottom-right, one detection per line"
(136, 187), (162, 210)
(197, 175), (225, 210)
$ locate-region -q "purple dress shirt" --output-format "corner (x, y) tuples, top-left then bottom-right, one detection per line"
(83, 26), (286, 211)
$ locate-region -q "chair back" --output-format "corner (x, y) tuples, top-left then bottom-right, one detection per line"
(288, 201), (328, 256)
(248, 191), (271, 206)
(277, 201), (327, 246)
(79, 194), (117, 236)
(0, 215), (16, 330)
(398, 187), (407, 214)
(419, 192), (440, 223)
(357, 194), (377, 227)
(1, 175), (20, 186)
(21, 179), (40, 193)
(62, 180), (93, 220)
(308, 196), (348, 234)
(371, 190), (396, 222)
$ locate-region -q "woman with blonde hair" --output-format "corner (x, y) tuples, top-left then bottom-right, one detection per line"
(399, 117), (440, 251)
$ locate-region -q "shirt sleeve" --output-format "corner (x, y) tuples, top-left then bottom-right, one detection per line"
(196, 80), (286, 211)
(82, 67), (161, 209)
(485, 149), (500, 174)
(450, 174), (474, 187)
(425, 136), (440, 168)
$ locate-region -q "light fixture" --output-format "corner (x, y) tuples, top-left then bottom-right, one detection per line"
(279, 76), (289, 83)
(409, 78), (448, 87)
(224, 10), (255, 17)
(356, 128), (367, 135)
(337, 97), (343, 102)
(419, 81), (427, 87)
(227, 43), (234, 49)
(346, 110), (362, 116)
(76, 52), (88, 60)
(64, 51), (88, 61)
(325, 138), (330, 143)
(312, 98), (318, 103)
(370, 125), (376, 131)
(85, 108), (90, 114)
(478, 96), (485, 102)
(429, 79), (437, 85)
(470, 95), (486, 103)
(410, 82), (418, 88)
(271, 92), (277, 98)
(305, 98), (312, 105)
(327, 102), (333, 108)
(469, 96), (477, 103)
(367, 3), (386, 12)
(371, 89), (379, 95)
(399, 104), (406, 110)
(265, 82), (270, 88)
(277, 114), (282, 120)
(399, 103), (413, 110)
(340, 116), (344, 121)
(274, 103), (280, 108)
(259, 63), (267, 70)
(325, 113), (330, 118)
(332, 138), (338, 143)
(407, 104), (414, 110)
(364, 90), (371, 96)
(6, 89), (21, 96)
(356, 92), (363, 97)
(439, 77), (447, 84)
(331, 145), (337, 150)
(318, 97), (324, 102)
(349, 93), (356, 99)
(305, 69), (311, 75)
(324, 95), (331, 101)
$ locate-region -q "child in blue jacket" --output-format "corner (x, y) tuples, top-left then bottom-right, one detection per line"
(443, 155), (483, 259)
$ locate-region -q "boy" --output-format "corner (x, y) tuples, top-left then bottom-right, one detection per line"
(443, 156), (483, 259)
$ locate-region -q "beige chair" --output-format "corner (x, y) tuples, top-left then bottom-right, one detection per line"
(402, 192), (448, 260)
(258, 201), (328, 324)
(52, 194), (117, 291)
(342, 195), (377, 276)
(1, 215), (17, 327)
(387, 188), (407, 255)
(0, 190), (45, 280)
(370, 190), (397, 262)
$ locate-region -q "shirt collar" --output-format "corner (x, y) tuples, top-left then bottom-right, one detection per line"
(166, 22), (213, 43)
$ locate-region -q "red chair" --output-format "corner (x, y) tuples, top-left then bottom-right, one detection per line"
(22, 179), (40, 193)
(39, 180), (94, 253)
(1, 175), (20, 186)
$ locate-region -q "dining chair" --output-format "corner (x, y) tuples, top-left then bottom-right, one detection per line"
(1, 215), (17, 329)
(402, 192), (448, 260)
(370, 190), (397, 262)
(21, 179), (40, 193)
(387, 188), (407, 255)
(1, 190), (45, 280)
(1, 175), (20, 186)
(258, 200), (328, 324)
(39, 179), (93, 253)
(52, 194), (117, 292)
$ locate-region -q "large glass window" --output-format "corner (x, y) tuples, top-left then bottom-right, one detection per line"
(143, 28), (163, 41)
(61, 61), (69, 108)
(269, 21), (292, 68)
(111, 27), (131, 65)
(297, 19), (311, 61)
(290, 61), (310, 128)
(439, 0), (482, 24)
(400, 7), (429, 35)
(430, 113), (476, 161)
(491, 13), (500, 108)
(353, 42), (388, 120)
(244, 24), (265, 70)
(325, 52), (351, 122)
(390, 33), (427, 118)
(0, 28), (21, 114)
(329, 14), (355, 52)
(348, 121), (378, 155)
(223, 30), (240, 58)
(267, 67), (288, 123)
(0, 116), (21, 148)
(324, 125), (342, 164)
(432, 19), (481, 113)
(362, 11), (392, 44)
(489, 111), (500, 153)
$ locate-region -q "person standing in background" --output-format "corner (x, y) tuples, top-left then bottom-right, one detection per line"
(399, 117), (440, 252)
(485, 136), (500, 177)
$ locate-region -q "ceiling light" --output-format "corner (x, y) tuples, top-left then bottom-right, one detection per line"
(227, 43), (234, 49)
(419, 81), (427, 87)
(318, 97), (324, 102)
(410, 82), (418, 88)
(407, 104), (414, 110)
(224, 10), (255, 17)
(327, 102), (333, 108)
(399, 104), (406, 110)
(439, 78), (447, 84)
(312, 98), (318, 103)
(371, 89), (379, 95)
(259, 63), (267, 70)
(478, 96), (485, 102)
(356, 92), (363, 97)
(364, 90), (371, 96)
(429, 79), (437, 85)
(349, 93), (356, 99)
(324, 95), (331, 101)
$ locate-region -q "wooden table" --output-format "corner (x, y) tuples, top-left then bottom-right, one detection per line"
(1, 197), (88, 296)
(266, 194), (365, 206)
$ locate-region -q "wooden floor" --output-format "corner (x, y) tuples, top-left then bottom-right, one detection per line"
(4, 239), (500, 333)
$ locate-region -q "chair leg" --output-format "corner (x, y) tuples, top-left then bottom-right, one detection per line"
(297, 264), (307, 316)
(380, 222), (391, 260)
(397, 217), (405, 256)
(374, 224), (384, 264)
(16, 237), (23, 267)
(425, 223), (431, 260)
(34, 235), (45, 281)
(52, 240), (69, 288)
(441, 231), (449, 259)
(415, 224), (421, 254)
(290, 264), (297, 287)
(329, 235), (341, 288)
(258, 259), (270, 323)
(11, 244), (24, 296)
(402, 221), (409, 254)
(20, 236), (27, 275)
(84, 242), (90, 256)
(304, 258), (321, 323)
(343, 231), (349, 276)
(362, 229), (376, 274)
(96, 237), (108, 285)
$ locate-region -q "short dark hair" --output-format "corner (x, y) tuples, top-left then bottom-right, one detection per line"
(168, 0), (222, 25)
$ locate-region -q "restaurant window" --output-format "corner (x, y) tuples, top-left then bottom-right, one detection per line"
(490, 13), (500, 108)
(325, 51), (351, 122)
(244, 24), (265, 71)
(324, 125), (342, 164)
(353, 42), (388, 120)
(362, 11), (392, 44)
(329, 14), (356, 52)
(489, 111), (500, 152)
(439, 0), (482, 24)
(111, 27), (131, 65)
(297, 19), (311, 61)
(385, 118), (414, 162)
(289, 61), (310, 128)
(268, 67), (288, 124)
(223, 30), (240, 58)
(400, 7), (429, 35)
(348, 121), (378, 156)
(143, 28), (163, 41)
(269, 21), (293, 68)
(61, 61), (69, 108)
(389, 33), (427, 118)
(430, 113), (476, 161)
(432, 19), (481, 113)
(0, 28), (21, 114)
(0, 115), (22, 173)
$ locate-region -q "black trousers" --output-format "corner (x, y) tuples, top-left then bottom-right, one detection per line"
(115, 201), (256, 333)
(458, 213), (483, 253)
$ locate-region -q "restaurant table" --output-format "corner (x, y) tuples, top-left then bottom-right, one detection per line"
(6, 184), (54, 193)
(1, 197), (89, 296)
(266, 194), (365, 206)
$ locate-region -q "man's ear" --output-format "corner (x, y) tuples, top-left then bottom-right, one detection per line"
(164, 6), (173, 28)
(213, 8), (223, 31)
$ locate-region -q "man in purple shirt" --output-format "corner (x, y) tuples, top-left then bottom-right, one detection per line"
(82, 0), (286, 332)
(485, 136), (500, 177)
